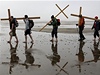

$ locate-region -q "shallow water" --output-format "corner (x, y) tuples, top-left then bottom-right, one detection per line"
(0, 24), (100, 75)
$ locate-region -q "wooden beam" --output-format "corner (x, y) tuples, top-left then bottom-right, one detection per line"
(39, 4), (69, 31)
(1, 17), (40, 20)
(79, 7), (82, 15)
(7, 9), (11, 25)
(71, 14), (100, 21)
(55, 4), (68, 18)
(1, 9), (40, 21)
(78, 7), (82, 25)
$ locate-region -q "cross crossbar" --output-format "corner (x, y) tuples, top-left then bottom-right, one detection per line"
(39, 4), (69, 31)
(1, 9), (40, 22)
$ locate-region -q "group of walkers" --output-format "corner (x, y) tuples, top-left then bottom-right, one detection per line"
(7, 15), (34, 43)
(7, 14), (100, 43)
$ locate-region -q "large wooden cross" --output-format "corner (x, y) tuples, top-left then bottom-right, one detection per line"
(1, 9), (40, 24)
(71, 7), (100, 22)
(39, 4), (69, 31)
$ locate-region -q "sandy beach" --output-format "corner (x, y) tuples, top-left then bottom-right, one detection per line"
(0, 22), (100, 75)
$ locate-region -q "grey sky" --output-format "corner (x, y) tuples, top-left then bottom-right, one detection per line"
(0, 0), (100, 21)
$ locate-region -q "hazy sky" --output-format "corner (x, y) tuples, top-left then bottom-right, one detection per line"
(0, 0), (100, 21)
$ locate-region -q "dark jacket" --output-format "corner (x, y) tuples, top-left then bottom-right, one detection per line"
(92, 20), (100, 31)
(49, 18), (58, 28)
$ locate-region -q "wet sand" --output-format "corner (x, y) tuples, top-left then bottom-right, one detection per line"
(0, 26), (100, 75)
(17, 27), (94, 33)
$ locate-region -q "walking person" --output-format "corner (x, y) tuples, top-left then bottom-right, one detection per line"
(48, 15), (58, 42)
(23, 15), (33, 43)
(78, 15), (85, 41)
(8, 16), (18, 43)
(91, 16), (100, 41)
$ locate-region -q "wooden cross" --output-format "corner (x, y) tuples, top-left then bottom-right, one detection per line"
(39, 4), (69, 31)
(71, 7), (100, 21)
(1, 9), (40, 24)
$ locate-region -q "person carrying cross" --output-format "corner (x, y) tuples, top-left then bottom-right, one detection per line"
(8, 16), (18, 43)
(91, 16), (100, 41)
(78, 15), (85, 41)
(48, 15), (58, 42)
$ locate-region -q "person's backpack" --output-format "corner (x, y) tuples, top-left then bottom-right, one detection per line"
(14, 18), (19, 27)
(29, 20), (34, 29)
(56, 19), (61, 26)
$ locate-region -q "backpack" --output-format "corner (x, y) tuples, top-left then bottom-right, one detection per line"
(56, 19), (61, 26)
(14, 18), (19, 27)
(29, 20), (34, 29)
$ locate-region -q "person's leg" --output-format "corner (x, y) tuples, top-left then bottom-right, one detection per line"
(81, 27), (85, 40)
(94, 30), (96, 41)
(55, 27), (58, 42)
(96, 30), (100, 40)
(78, 27), (82, 41)
(51, 29), (54, 42)
(15, 35), (18, 43)
(24, 35), (27, 43)
(23, 30), (27, 43)
(8, 35), (12, 43)
(14, 30), (18, 43)
(29, 34), (33, 43)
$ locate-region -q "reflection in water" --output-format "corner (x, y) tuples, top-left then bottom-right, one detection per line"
(47, 42), (60, 66)
(85, 41), (100, 63)
(76, 41), (85, 73)
(46, 42), (68, 75)
(9, 42), (19, 74)
(91, 41), (100, 62)
(2, 42), (41, 74)
(23, 43), (41, 69)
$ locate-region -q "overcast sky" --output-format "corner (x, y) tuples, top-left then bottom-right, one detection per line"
(0, 0), (100, 21)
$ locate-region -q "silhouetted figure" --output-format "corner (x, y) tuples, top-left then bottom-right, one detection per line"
(91, 41), (100, 62)
(91, 16), (100, 41)
(9, 42), (19, 74)
(76, 41), (85, 73)
(23, 15), (33, 43)
(24, 43), (41, 69)
(8, 16), (18, 43)
(48, 15), (58, 42)
(77, 15), (85, 41)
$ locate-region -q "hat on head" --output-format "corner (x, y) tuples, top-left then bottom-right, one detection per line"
(51, 15), (54, 18)
(95, 16), (98, 19)
(24, 15), (28, 18)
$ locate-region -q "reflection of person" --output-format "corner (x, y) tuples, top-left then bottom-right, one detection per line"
(8, 16), (18, 43)
(48, 15), (58, 42)
(23, 15), (33, 43)
(91, 16), (100, 41)
(77, 15), (85, 41)
(47, 42), (60, 66)
(91, 41), (100, 62)
(51, 42), (60, 66)
(24, 43), (41, 69)
(9, 42), (19, 74)
(76, 41), (85, 72)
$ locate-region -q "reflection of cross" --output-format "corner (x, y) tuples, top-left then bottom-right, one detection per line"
(46, 55), (69, 75)
(39, 4), (69, 31)
(1, 9), (40, 24)
(71, 7), (100, 21)
(56, 62), (69, 75)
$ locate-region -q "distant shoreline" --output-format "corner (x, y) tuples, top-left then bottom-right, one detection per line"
(17, 28), (94, 34)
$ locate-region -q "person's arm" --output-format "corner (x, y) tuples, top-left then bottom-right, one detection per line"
(91, 22), (95, 29)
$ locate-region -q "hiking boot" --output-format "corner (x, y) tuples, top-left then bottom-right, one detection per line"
(50, 39), (54, 42)
(82, 37), (86, 40)
(78, 39), (83, 41)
